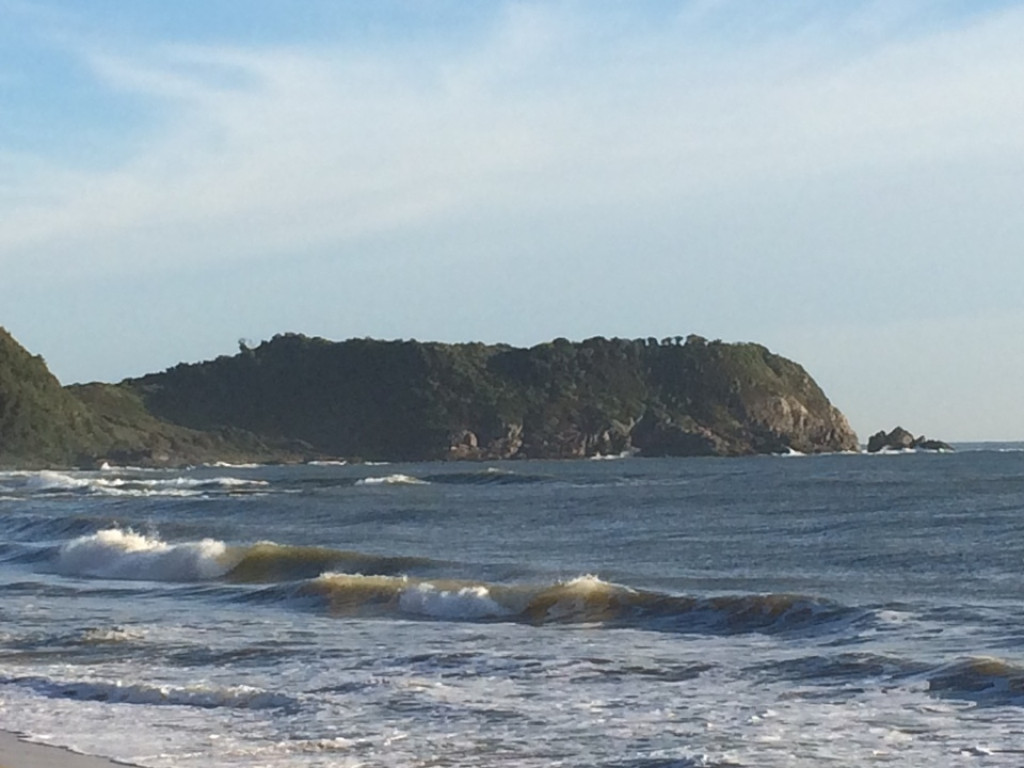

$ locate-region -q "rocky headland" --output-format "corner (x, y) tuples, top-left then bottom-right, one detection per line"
(1, 328), (859, 467)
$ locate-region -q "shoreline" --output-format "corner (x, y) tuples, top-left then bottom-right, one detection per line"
(0, 732), (134, 768)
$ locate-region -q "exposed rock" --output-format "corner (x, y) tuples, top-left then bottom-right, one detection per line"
(913, 437), (955, 452)
(867, 426), (954, 453)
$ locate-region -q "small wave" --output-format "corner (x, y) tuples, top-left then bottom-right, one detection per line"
(307, 573), (515, 621)
(54, 528), (233, 582)
(928, 657), (1024, 707)
(589, 451), (634, 461)
(24, 470), (92, 492)
(17, 471), (268, 498)
(3, 514), (100, 543)
(422, 469), (552, 486)
(305, 460), (348, 466)
(225, 541), (438, 583)
(777, 448), (806, 457)
(753, 652), (929, 684)
(0, 674), (294, 710)
(297, 573), (857, 634)
(79, 625), (147, 644)
(355, 474), (429, 486)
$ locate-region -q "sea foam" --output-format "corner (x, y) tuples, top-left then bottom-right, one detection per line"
(16, 470), (270, 498)
(355, 474), (429, 486)
(55, 529), (232, 582)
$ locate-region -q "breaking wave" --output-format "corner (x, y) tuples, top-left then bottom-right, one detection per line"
(300, 573), (861, 634)
(46, 532), (863, 635)
(54, 529), (233, 581)
(16, 470), (268, 497)
(355, 473), (429, 486)
(50, 529), (442, 584)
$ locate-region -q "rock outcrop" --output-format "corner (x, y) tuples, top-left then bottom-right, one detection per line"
(867, 426), (954, 453)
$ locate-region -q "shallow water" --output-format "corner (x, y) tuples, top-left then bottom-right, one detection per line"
(2, 448), (1023, 766)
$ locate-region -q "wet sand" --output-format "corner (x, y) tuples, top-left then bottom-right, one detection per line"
(0, 732), (132, 768)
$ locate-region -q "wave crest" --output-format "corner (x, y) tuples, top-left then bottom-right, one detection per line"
(55, 529), (232, 582)
(298, 573), (855, 634)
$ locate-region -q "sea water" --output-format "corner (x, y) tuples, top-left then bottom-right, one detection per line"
(1, 448), (1023, 766)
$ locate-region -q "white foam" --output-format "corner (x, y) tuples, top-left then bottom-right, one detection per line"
(24, 471), (92, 492)
(55, 528), (232, 582)
(398, 582), (511, 620)
(306, 460), (348, 466)
(80, 626), (147, 644)
(20, 472), (268, 498)
(589, 451), (634, 460)
(355, 474), (429, 486)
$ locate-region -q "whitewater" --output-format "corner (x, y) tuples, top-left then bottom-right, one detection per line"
(1, 449), (1023, 766)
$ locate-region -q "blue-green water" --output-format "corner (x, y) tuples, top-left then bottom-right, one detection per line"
(1, 448), (1023, 766)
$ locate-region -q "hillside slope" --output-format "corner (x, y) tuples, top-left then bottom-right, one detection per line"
(0, 327), (299, 468)
(0, 328), (98, 466)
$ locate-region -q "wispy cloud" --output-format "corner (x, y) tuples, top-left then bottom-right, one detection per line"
(3, 1), (1024, 297)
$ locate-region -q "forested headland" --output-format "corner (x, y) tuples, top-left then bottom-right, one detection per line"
(0, 328), (858, 467)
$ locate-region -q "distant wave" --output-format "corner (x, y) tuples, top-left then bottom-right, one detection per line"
(355, 473), (429, 486)
(11, 470), (269, 498)
(422, 468), (553, 486)
(340, 468), (555, 487)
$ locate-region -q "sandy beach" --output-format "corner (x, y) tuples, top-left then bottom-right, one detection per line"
(0, 732), (131, 768)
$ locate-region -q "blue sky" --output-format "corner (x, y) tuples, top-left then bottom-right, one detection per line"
(2, 0), (1023, 441)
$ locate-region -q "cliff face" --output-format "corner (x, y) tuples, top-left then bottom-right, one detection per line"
(129, 334), (859, 461)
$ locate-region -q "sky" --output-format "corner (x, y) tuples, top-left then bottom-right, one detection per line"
(2, 0), (1023, 442)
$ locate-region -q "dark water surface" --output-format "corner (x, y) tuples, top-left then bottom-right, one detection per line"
(1, 448), (1023, 766)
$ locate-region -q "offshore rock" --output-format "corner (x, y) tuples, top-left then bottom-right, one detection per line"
(867, 427), (954, 453)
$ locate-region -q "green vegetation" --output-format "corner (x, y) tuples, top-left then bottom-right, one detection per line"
(0, 328), (858, 467)
(129, 333), (858, 462)
(0, 328), (97, 466)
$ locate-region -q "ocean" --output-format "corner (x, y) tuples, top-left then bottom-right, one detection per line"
(1, 447), (1023, 767)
